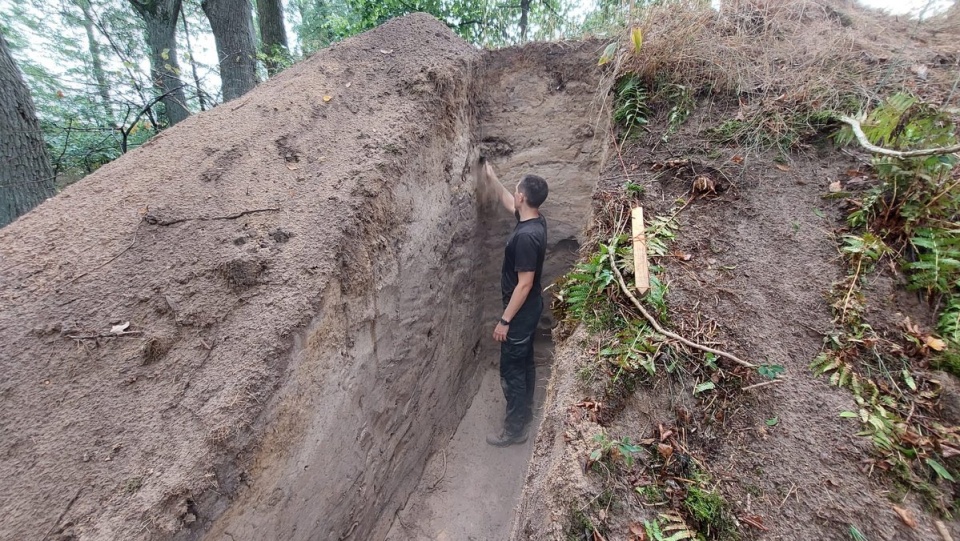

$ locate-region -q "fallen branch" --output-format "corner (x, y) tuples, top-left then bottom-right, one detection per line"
(837, 115), (960, 158)
(146, 206), (281, 226)
(609, 252), (757, 369)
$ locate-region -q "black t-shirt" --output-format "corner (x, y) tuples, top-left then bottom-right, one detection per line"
(501, 213), (547, 310)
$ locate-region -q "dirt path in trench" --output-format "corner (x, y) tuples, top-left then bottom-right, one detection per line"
(385, 333), (553, 541)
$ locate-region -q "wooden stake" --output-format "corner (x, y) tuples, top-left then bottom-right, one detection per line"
(631, 206), (649, 294)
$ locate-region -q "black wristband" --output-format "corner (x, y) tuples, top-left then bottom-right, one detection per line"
(499, 317), (510, 326)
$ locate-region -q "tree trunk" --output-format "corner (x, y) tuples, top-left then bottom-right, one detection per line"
(257, 0), (289, 76)
(77, 0), (115, 121)
(0, 32), (56, 228)
(128, 0), (190, 126)
(519, 0), (531, 40)
(180, 7), (208, 111)
(202, 0), (258, 102)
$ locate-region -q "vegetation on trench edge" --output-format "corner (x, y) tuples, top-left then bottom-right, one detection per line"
(814, 92), (960, 517)
(554, 191), (749, 540)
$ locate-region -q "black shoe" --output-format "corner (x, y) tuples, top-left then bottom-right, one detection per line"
(486, 429), (528, 447)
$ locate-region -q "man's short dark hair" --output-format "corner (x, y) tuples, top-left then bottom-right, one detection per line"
(519, 174), (548, 208)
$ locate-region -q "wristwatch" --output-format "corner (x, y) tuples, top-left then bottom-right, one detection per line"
(499, 317), (510, 326)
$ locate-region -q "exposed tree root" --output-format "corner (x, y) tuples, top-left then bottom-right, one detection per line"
(608, 252), (757, 370)
(837, 115), (960, 158)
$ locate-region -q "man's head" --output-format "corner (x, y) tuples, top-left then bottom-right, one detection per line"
(515, 174), (548, 209)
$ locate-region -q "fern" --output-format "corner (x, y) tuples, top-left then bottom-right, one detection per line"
(906, 228), (960, 294)
(644, 512), (696, 541)
(939, 295), (960, 343)
(614, 73), (651, 142)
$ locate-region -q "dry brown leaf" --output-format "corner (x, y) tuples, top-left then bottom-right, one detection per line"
(658, 443), (674, 460)
(731, 155), (744, 164)
(941, 444), (960, 458)
(828, 181), (842, 192)
(774, 163), (791, 172)
(599, 509), (607, 521)
(892, 505), (917, 529)
(924, 336), (947, 351)
(629, 523), (645, 536)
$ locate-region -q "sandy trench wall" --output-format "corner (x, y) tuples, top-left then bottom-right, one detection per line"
(477, 42), (610, 333)
(201, 64), (485, 541)
(0, 13), (485, 541)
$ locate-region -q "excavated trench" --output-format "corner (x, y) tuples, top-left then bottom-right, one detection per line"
(204, 39), (610, 541)
(0, 14), (607, 541)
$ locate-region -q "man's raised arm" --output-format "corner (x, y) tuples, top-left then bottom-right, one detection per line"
(482, 160), (515, 214)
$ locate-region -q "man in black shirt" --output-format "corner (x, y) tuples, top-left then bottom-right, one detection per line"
(480, 159), (548, 447)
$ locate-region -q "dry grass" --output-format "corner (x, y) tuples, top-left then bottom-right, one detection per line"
(597, 0), (960, 151)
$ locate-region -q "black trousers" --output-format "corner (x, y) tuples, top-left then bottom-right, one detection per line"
(500, 296), (542, 436)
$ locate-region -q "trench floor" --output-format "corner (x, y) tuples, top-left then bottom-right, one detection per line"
(385, 331), (554, 540)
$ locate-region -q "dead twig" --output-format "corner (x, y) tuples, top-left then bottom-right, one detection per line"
(936, 521), (955, 541)
(429, 449), (447, 491)
(67, 331), (144, 340)
(609, 252), (756, 369)
(338, 520), (359, 540)
(741, 379), (785, 392)
(837, 115), (960, 158)
(778, 483), (797, 508)
(146, 206), (281, 226)
(43, 487), (82, 541)
(66, 218), (144, 285)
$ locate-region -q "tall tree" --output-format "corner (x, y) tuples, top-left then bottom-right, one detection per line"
(0, 32), (56, 227)
(202, 0), (258, 101)
(73, 0), (115, 120)
(257, 0), (289, 76)
(179, 5), (208, 110)
(128, 0), (190, 125)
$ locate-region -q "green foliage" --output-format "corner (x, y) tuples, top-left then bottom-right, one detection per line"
(835, 93), (960, 348)
(645, 213), (679, 257)
(661, 82), (694, 135)
(328, 0), (577, 49)
(2, 0), (219, 181)
(600, 321), (660, 381)
(841, 233), (890, 264)
(613, 73), (650, 143)
(590, 433), (643, 468)
(848, 525), (867, 541)
(643, 512), (697, 541)
(906, 229), (960, 294)
(757, 364), (785, 379)
(683, 486), (738, 540)
(556, 243), (617, 325)
(625, 181), (645, 196)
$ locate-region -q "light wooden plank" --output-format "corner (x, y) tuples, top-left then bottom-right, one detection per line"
(631, 206), (649, 294)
